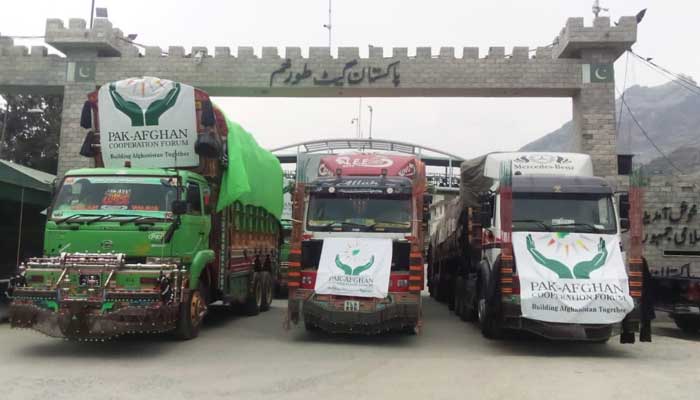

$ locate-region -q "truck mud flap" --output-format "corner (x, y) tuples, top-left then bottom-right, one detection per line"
(302, 300), (419, 335)
(10, 301), (179, 340)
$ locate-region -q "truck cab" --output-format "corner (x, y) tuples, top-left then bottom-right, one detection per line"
(478, 174), (635, 340)
(287, 154), (426, 334)
(431, 152), (641, 342)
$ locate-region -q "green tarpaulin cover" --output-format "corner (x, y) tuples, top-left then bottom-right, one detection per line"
(216, 116), (283, 220)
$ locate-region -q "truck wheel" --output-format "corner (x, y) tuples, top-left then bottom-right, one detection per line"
(243, 275), (262, 316)
(673, 315), (700, 334)
(455, 277), (473, 321)
(477, 277), (502, 339)
(305, 320), (319, 332)
(175, 283), (208, 340)
(447, 279), (456, 311)
(260, 272), (273, 312)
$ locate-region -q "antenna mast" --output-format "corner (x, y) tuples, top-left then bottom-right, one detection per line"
(323, 0), (332, 48)
(592, 0), (609, 18)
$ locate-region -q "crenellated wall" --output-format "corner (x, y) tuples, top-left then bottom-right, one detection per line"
(0, 15), (637, 176)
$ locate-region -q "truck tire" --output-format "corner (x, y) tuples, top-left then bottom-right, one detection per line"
(260, 272), (273, 312)
(175, 283), (208, 340)
(673, 315), (700, 334)
(243, 275), (263, 316)
(455, 277), (475, 321)
(477, 276), (502, 339)
(447, 279), (456, 311)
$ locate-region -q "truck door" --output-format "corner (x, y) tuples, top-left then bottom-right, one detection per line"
(174, 181), (212, 258)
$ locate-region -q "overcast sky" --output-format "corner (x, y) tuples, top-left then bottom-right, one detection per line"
(2, 0), (697, 159)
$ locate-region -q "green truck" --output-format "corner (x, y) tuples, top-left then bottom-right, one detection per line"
(9, 77), (283, 340)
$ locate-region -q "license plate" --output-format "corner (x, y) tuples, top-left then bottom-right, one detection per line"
(79, 274), (101, 286)
(689, 306), (700, 314)
(344, 300), (360, 312)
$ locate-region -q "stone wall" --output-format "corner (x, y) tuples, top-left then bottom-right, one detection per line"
(0, 15), (638, 176)
(642, 176), (700, 277)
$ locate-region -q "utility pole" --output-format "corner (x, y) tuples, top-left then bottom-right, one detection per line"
(322, 0), (332, 48)
(90, 0), (96, 28)
(358, 98), (363, 138)
(367, 105), (373, 139)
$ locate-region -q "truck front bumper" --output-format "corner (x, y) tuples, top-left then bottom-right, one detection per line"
(10, 296), (179, 340)
(501, 303), (638, 341)
(291, 292), (420, 334)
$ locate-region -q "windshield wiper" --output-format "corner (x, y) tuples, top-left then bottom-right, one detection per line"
(118, 216), (164, 225)
(313, 221), (371, 230)
(551, 222), (601, 232)
(367, 220), (410, 230)
(512, 219), (551, 231)
(85, 214), (114, 225)
(55, 213), (93, 224)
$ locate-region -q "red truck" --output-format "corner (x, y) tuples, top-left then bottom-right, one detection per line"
(286, 153), (428, 334)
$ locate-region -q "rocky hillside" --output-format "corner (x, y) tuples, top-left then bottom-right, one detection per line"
(520, 79), (700, 174)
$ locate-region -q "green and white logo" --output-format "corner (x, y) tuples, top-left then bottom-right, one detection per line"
(97, 77), (198, 169)
(334, 246), (375, 276)
(525, 233), (607, 279)
(109, 82), (181, 127)
(315, 237), (393, 298)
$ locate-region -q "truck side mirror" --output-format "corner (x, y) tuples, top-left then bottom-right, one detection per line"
(620, 218), (630, 232)
(171, 200), (187, 215)
(480, 210), (492, 228)
(479, 193), (493, 228)
(618, 193), (630, 220)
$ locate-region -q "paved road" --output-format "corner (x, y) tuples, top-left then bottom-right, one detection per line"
(1, 296), (698, 400)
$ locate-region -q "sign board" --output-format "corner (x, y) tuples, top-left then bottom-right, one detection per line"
(314, 238), (393, 298)
(318, 153), (417, 178)
(513, 231), (634, 324)
(98, 77), (199, 168)
(483, 152), (593, 179)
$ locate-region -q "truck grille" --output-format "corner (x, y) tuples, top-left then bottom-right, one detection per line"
(301, 239), (410, 271)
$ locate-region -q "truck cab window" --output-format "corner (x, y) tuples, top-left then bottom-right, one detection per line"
(187, 182), (202, 215)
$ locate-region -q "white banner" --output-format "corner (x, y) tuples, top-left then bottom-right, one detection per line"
(98, 77), (199, 168)
(315, 238), (393, 298)
(513, 232), (634, 324)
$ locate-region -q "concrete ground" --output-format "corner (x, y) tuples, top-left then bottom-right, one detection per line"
(0, 296), (698, 400)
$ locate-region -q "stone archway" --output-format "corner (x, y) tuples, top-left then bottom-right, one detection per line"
(0, 15), (637, 176)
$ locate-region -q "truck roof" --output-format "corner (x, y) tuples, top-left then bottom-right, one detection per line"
(512, 175), (613, 194)
(459, 152), (596, 208)
(318, 153), (420, 178)
(464, 152), (594, 179)
(65, 167), (199, 179)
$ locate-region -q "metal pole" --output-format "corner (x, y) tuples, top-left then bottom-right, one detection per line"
(368, 106), (373, 139)
(358, 98), (362, 138)
(16, 187), (25, 267)
(328, 0), (332, 48)
(90, 0), (96, 28)
(1, 101), (9, 160)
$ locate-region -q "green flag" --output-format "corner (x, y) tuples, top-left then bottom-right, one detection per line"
(216, 115), (283, 220)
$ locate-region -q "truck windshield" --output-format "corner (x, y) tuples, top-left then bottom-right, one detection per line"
(512, 193), (616, 234)
(52, 176), (178, 213)
(307, 193), (412, 232)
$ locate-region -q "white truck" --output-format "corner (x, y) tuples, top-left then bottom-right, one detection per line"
(428, 152), (646, 342)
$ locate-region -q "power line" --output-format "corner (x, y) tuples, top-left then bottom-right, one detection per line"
(616, 89), (685, 174)
(629, 50), (700, 96)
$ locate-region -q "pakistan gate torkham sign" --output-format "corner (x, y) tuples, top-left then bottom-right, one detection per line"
(0, 15), (638, 176)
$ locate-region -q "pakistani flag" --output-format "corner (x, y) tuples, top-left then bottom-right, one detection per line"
(582, 64), (614, 83)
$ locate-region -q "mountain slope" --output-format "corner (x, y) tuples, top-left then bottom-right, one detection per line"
(520, 79), (700, 170)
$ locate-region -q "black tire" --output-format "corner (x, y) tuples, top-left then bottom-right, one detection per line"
(305, 321), (319, 332)
(175, 282), (208, 340)
(477, 275), (502, 339)
(243, 275), (262, 316)
(260, 272), (273, 312)
(447, 275), (456, 311)
(673, 315), (700, 334)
